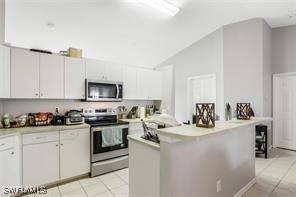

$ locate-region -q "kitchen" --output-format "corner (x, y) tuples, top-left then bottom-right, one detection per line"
(1, 0), (296, 197)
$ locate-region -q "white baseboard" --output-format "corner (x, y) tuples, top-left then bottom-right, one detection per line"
(233, 178), (256, 197)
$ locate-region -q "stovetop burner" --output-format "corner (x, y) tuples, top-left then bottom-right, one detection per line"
(84, 108), (128, 127)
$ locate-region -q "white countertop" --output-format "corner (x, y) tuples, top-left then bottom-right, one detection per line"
(0, 123), (90, 138)
(156, 117), (272, 140)
(120, 118), (152, 123)
(128, 133), (160, 150)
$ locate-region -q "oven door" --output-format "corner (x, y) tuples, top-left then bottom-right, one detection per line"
(86, 79), (123, 101)
(91, 125), (129, 162)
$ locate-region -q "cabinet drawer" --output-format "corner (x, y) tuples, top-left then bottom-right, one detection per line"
(0, 136), (18, 151)
(23, 131), (59, 145)
(60, 129), (79, 140)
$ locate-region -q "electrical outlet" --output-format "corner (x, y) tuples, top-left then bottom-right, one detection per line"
(216, 180), (221, 193)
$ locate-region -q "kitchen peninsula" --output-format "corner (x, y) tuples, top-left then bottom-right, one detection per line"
(128, 117), (272, 197)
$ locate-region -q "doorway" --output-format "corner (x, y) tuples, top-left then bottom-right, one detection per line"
(187, 74), (217, 122)
(273, 72), (296, 150)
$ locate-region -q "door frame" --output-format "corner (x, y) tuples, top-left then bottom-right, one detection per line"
(273, 72), (296, 148)
(187, 73), (217, 123)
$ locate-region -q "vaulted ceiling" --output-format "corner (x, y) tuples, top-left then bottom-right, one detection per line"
(5, 0), (296, 67)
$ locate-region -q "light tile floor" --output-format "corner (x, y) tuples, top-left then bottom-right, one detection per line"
(244, 148), (296, 197)
(26, 148), (296, 197)
(27, 168), (129, 197)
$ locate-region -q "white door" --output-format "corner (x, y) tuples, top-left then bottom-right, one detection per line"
(60, 128), (90, 180)
(65, 57), (86, 99)
(123, 66), (138, 99)
(0, 147), (20, 189)
(0, 45), (10, 98)
(40, 54), (64, 99)
(187, 74), (216, 121)
(274, 73), (296, 150)
(85, 59), (105, 80)
(23, 142), (60, 186)
(105, 64), (123, 81)
(11, 48), (40, 98)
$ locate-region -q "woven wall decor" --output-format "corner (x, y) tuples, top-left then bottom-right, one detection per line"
(236, 103), (251, 120)
(196, 103), (215, 128)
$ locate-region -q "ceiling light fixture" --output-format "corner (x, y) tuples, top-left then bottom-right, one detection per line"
(140, 0), (180, 16)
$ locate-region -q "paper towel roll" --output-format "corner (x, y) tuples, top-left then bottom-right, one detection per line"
(140, 107), (146, 119)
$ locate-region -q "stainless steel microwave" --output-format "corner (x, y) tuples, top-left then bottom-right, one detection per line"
(85, 79), (123, 102)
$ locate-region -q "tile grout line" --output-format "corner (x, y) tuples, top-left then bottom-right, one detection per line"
(97, 175), (116, 197)
(269, 154), (296, 195)
(78, 180), (89, 197)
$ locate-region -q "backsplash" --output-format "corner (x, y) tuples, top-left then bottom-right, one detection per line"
(0, 99), (154, 117)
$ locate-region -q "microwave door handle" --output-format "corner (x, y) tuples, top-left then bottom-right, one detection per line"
(116, 85), (119, 98)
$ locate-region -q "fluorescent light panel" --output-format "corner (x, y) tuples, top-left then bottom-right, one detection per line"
(141, 0), (180, 16)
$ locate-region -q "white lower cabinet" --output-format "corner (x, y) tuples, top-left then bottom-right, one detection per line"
(0, 136), (21, 190)
(22, 132), (60, 186)
(60, 128), (90, 180)
(22, 128), (90, 186)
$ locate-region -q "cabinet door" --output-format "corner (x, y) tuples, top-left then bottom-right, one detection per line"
(40, 54), (64, 99)
(60, 128), (90, 180)
(123, 66), (138, 99)
(85, 59), (105, 80)
(137, 69), (149, 99)
(11, 48), (40, 98)
(105, 64), (122, 81)
(0, 45), (10, 98)
(23, 141), (59, 186)
(0, 148), (20, 188)
(65, 57), (86, 99)
(148, 70), (162, 100)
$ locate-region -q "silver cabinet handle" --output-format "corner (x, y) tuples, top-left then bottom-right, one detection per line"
(10, 151), (14, 155)
(60, 143), (64, 146)
(41, 93), (43, 97)
(0, 143), (5, 146)
(35, 93), (39, 97)
(56, 144), (59, 147)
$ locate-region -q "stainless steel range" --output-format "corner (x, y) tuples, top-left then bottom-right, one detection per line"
(84, 108), (129, 177)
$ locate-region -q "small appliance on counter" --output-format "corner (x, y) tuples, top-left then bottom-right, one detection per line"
(28, 112), (54, 126)
(65, 110), (85, 125)
(53, 108), (65, 126)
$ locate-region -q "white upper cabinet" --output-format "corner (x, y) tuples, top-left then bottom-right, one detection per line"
(0, 45), (10, 98)
(123, 66), (138, 99)
(85, 59), (123, 81)
(105, 64), (123, 81)
(135, 69), (162, 100)
(137, 69), (150, 99)
(147, 70), (162, 100)
(85, 59), (105, 80)
(40, 54), (65, 99)
(65, 57), (86, 99)
(11, 48), (40, 98)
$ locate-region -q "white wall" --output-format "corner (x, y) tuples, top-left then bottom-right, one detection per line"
(1, 99), (153, 117)
(158, 29), (224, 122)
(223, 18), (266, 117)
(0, 0), (4, 43)
(262, 20), (272, 117)
(272, 25), (296, 74)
